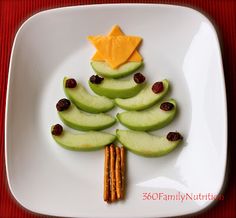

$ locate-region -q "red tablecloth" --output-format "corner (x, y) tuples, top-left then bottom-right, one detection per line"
(0, 0), (235, 217)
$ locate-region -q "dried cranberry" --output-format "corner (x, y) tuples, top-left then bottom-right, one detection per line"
(160, 102), (174, 111)
(167, 132), (183, 141)
(52, 124), (63, 136)
(65, 78), (77, 88)
(56, 98), (71, 111)
(133, 73), (146, 84)
(152, 82), (164, 94)
(89, 75), (104, 84)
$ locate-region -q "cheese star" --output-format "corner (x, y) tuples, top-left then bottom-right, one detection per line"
(92, 25), (143, 62)
(88, 25), (142, 69)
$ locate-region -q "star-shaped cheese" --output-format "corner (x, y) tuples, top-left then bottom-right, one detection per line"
(92, 25), (143, 62)
(88, 25), (142, 69)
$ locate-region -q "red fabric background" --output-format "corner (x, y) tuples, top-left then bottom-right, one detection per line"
(0, 0), (235, 217)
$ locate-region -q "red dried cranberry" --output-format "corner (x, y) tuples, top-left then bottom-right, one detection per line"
(65, 78), (77, 88)
(56, 98), (71, 111)
(133, 73), (146, 84)
(167, 132), (183, 141)
(52, 124), (63, 136)
(160, 102), (174, 111)
(89, 75), (104, 84)
(152, 82), (164, 94)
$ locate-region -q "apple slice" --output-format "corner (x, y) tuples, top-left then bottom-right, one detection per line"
(89, 77), (145, 99)
(63, 77), (114, 113)
(58, 103), (116, 131)
(51, 126), (116, 151)
(117, 99), (176, 131)
(116, 130), (183, 157)
(115, 79), (169, 110)
(91, 61), (143, 78)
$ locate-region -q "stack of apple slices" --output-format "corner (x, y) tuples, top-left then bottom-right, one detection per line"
(115, 79), (183, 157)
(115, 80), (183, 157)
(51, 77), (117, 150)
(89, 61), (183, 157)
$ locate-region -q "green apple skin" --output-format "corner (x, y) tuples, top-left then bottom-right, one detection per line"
(91, 61), (143, 79)
(117, 99), (176, 131)
(115, 79), (169, 111)
(89, 78), (145, 99)
(63, 77), (114, 113)
(51, 127), (116, 151)
(116, 129), (182, 157)
(58, 104), (116, 131)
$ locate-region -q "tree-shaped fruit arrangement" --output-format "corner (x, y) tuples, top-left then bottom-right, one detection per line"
(51, 25), (183, 203)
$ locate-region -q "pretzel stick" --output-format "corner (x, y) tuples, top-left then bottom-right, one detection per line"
(104, 146), (110, 202)
(115, 147), (121, 199)
(110, 145), (116, 202)
(120, 146), (126, 199)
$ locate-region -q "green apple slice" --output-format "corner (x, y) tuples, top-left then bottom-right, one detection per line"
(117, 99), (176, 131)
(91, 61), (143, 78)
(51, 127), (116, 151)
(58, 103), (116, 131)
(89, 77), (145, 99)
(115, 79), (169, 111)
(116, 130), (182, 157)
(63, 77), (114, 113)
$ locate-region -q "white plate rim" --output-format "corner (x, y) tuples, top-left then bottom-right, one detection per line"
(5, 3), (228, 217)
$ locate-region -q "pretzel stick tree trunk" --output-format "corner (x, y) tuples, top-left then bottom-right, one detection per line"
(115, 147), (121, 199)
(104, 146), (110, 202)
(110, 145), (116, 202)
(120, 146), (126, 199)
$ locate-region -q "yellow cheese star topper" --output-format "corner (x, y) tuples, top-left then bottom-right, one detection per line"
(88, 25), (143, 69)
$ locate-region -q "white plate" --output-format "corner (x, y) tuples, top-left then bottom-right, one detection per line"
(5, 4), (227, 218)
